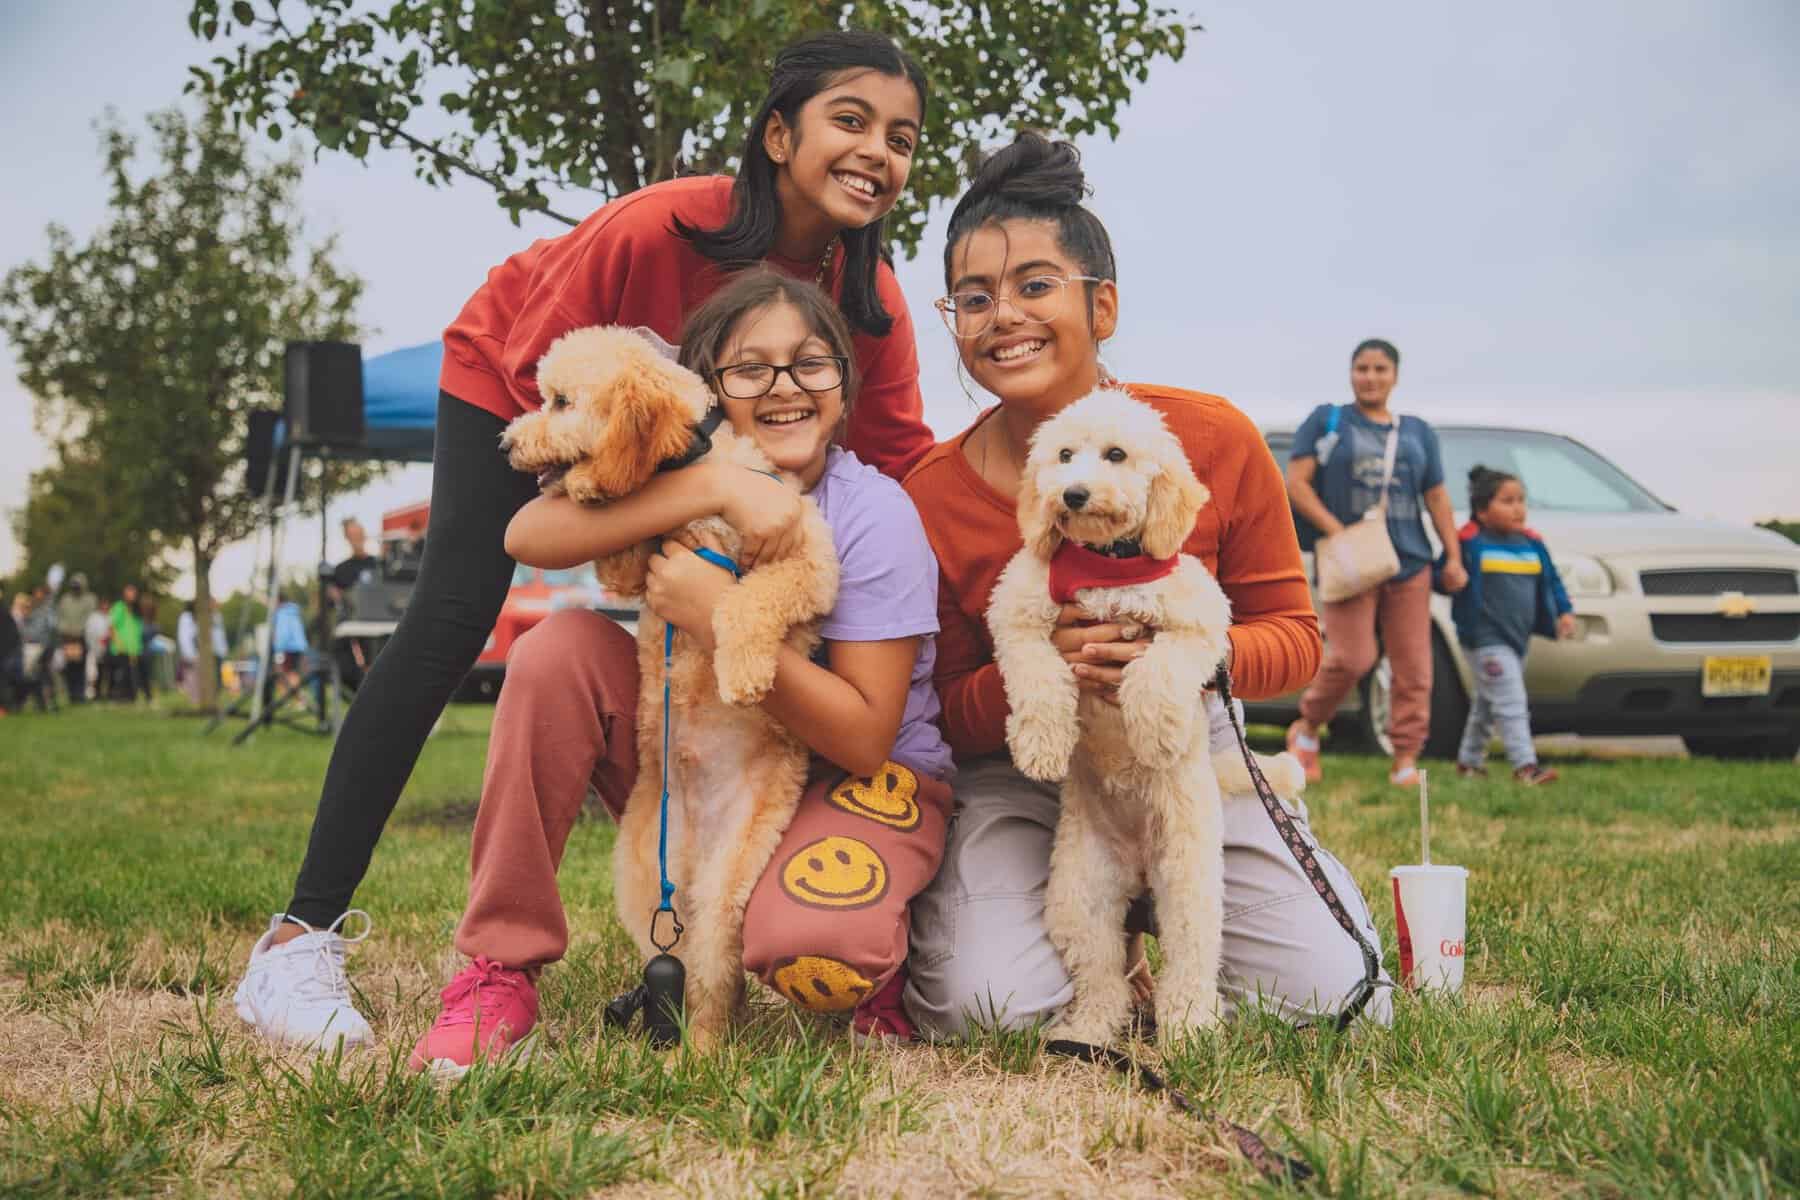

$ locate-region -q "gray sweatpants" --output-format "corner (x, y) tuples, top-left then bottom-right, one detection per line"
(903, 696), (1392, 1036)
(1458, 644), (1537, 770)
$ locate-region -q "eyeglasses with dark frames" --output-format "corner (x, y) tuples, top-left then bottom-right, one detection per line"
(709, 355), (849, 400)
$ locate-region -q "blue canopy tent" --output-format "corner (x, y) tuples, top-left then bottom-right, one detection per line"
(357, 341), (443, 462)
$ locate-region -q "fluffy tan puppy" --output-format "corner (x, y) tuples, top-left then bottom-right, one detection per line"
(987, 390), (1305, 1047)
(501, 325), (838, 1051)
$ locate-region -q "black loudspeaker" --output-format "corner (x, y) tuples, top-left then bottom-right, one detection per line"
(284, 341), (365, 446)
(245, 409), (293, 500)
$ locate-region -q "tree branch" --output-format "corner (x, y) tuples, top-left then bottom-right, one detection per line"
(379, 120), (582, 226)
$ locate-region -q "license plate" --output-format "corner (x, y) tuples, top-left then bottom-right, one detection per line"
(1702, 655), (1773, 698)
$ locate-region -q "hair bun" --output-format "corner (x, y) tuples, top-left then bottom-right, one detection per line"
(1469, 464), (1495, 484)
(961, 131), (1088, 215)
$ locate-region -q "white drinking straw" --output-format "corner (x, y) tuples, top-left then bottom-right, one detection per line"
(1419, 768), (1431, 865)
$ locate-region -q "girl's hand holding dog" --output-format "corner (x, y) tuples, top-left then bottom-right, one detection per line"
(1053, 604), (1152, 706)
(1053, 605), (1236, 703)
(645, 534), (736, 650)
(711, 466), (805, 569)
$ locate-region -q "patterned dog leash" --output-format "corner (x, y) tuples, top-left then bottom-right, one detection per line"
(1043, 664), (1388, 1186)
(1212, 663), (1385, 1029)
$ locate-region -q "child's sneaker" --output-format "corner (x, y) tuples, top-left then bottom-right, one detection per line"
(851, 968), (916, 1047)
(1456, 763), (1489, 779)
(234, 911), (375, 1051)
(409, 957), (539, 1079)
(1285, 720), (1323, 783)
(1514, 763), (1559, 786)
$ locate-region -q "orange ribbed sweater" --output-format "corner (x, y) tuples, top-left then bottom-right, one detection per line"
(902, 383), (1321, 759)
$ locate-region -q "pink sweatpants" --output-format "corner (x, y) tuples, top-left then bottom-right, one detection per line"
(1298, 568), (1434, 757)
(453, 609), (949, 1009)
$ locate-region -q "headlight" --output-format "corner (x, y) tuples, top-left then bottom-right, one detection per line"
(1555, 554), (1614, 598)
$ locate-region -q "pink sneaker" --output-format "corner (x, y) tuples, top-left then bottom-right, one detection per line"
(408, 956), (539, 1079)
(1286, 720), (1323, 783)
(851, 968), (916, 1047)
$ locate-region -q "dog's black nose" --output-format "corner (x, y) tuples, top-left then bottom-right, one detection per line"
(1062, 486), (1090, 510)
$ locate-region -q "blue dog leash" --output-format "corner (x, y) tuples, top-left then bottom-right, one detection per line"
(649, 544), (742, 953)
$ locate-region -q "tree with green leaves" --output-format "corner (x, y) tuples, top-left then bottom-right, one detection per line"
(9, 443), (178, 601)
(0, 104), (380, 708)
(185, 0), (1191, 253)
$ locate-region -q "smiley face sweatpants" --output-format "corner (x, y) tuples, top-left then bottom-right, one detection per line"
(453, 608), (951, 1013)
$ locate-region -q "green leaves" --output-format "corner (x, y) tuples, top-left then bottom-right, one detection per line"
(184, 0), (1194, 253)
(0, 103), (382, 637)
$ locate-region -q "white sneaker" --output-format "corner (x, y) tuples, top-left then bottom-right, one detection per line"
(234, 910), (375, 1050)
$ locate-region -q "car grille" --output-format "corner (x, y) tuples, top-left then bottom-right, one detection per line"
(1650, 614), (1800, 643)
(1639, 569), (1798, 596)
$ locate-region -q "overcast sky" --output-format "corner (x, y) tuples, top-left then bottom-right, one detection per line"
(3, 0), (1796, 593)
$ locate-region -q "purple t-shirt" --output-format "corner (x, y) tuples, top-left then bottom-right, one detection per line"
(808, 447), (953, 781)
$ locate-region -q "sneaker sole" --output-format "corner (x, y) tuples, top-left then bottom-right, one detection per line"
(234, 995), (374, 1052)
(418, 1030), (539, 1082)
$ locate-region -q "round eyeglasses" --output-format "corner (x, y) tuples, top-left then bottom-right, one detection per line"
(934, 274), (1103, 339)
(710, 355), (848, 400)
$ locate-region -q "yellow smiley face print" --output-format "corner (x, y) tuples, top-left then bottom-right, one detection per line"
(780, 835), (890, 910)
(769, 955), (875, 1012)
(828, 762), (922, 831)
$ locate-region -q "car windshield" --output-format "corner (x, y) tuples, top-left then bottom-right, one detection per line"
(511, 564), (536, 587)
(1438, 429), (1667, 514)
(1265, 426), (1668, 514)
(542, 567), (593, 587)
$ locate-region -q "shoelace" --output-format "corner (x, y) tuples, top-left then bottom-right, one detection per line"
(287, 909), (371, 1002)
(434, 956), (528, 1029)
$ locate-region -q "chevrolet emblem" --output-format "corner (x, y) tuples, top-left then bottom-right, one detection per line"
(1717, 591), (1756, 619)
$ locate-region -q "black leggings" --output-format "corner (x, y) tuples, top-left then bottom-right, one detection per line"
(287, 391), (538, 926)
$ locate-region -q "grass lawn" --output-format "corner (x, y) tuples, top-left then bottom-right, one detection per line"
(1, 702), (1795, 1198)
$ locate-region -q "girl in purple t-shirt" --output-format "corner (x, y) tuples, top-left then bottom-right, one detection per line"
(399, 272), (950, 1074)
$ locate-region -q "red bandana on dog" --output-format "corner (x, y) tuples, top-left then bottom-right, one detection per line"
(1048, 540), (1179, 603)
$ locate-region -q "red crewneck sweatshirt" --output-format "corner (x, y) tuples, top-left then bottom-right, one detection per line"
(439, 175), (932, 480)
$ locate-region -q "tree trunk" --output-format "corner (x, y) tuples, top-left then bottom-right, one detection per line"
(193, 539), (218, 710)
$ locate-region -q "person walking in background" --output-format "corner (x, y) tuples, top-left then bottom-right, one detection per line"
(1283, 339), (1468, 788)
(1447, 466), (1574, 785)
(55, 573), (97, 704)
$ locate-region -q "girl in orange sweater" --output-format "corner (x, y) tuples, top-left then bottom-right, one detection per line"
(898, 133), (1392, 1034)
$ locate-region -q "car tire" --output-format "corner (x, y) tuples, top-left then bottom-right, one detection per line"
(1356, 633), (1468, 761)
(1682, 730), (1800, 761)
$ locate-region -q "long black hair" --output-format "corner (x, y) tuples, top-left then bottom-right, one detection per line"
(942, 131), (1118, 290)
(1352, 338), (1401, 368)
(675, 30), (927, 339)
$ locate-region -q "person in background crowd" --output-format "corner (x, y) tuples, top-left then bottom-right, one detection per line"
(0, 596), (22, 714)
(55, 573), (97, 704)
(177, 605), (200, 702)
(108, 583), (145, 703)
(138, 591), (162, 698)
(271, 588), (310, 695)
(84, 591), (112, 700)
(1283, 339), (1468, 789)
(21, 585), (58, 709)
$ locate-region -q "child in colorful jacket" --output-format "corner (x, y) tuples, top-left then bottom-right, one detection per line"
(1438, 466), (1575, 785)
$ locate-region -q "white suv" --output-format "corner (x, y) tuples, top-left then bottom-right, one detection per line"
(1250, 424), (1800, 761)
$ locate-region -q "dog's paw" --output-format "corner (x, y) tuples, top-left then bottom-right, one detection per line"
(1007, 711), (1075, 781)
(1259, 751), (1307, 801)
(713, 650), (776, 706)
(1154, 984), (1222, 1049)
(1118, 681), (1196, 770)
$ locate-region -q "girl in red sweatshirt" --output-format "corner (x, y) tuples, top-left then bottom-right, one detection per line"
(236, 31), (936, 1052)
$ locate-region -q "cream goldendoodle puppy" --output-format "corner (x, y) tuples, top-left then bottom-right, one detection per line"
(987, 390), (1305, 1047)
(501, 325), (838, 1051)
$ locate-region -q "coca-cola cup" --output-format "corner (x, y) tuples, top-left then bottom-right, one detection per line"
(1390, 864), (1468, 992)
